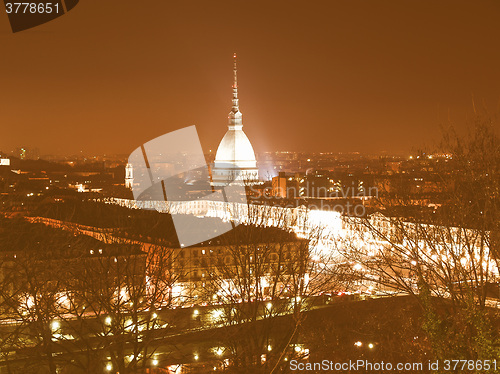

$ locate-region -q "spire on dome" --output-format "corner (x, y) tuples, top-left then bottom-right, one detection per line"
(228, 53), (242, 129)
(213, 53), (259, 186)
(231, 53), (239, 113)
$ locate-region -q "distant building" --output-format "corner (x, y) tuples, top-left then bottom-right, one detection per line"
(272, 172), (299, 199)
(125, 163), (133, 188)
(212, 54), (259, 186)
(300, 170), (331, 198)
(15, 147), (39, 160)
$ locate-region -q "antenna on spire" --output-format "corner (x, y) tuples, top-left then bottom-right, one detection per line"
(231, 53), (239, 113)
(233, 53), (237, 86)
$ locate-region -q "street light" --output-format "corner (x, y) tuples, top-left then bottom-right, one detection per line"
(51, 320), (60, 331)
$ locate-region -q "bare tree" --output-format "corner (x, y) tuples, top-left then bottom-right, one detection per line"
(341, 118), (500, 361)
(188, 204), (348, 373)
(0, 202), (188, 374)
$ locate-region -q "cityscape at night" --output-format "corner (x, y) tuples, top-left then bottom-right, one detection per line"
(0, 1), (499, 373)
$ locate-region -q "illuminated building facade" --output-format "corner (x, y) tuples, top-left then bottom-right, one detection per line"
(125, 162), (133, 189)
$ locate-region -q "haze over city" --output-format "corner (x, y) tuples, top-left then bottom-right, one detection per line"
(1, 0), (499, 156)
(1, 2), (499, 373)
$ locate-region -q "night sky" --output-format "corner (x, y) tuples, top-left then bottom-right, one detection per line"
(1, 0), (499, 156)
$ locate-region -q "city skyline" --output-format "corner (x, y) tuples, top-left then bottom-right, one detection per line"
(1, 0), (499, 156)
(1, 2), (499, 373)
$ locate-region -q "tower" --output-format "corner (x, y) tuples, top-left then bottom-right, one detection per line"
(212, 54), (259, 186)
(125, 163), (134, 189)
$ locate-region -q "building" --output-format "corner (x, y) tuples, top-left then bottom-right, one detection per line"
(0, 217), (146, 318)
(272, 172), (299, 199)
(168, 225), (308, 303)
(212, 54), (259, 186)
(14, 147), (39, 160)
(125, 162), (133, 188)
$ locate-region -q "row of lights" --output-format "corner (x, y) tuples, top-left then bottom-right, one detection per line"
(192, 302), (285, 320)
(103, 343), (307, 371)
(105, 357), (160, 371)
(104, 312), (158, 326)
(354, 341), (375, 349)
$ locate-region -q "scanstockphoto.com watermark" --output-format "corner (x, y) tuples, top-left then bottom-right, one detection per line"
(289, 359), (498, 372)
(290, 360), (423, 372)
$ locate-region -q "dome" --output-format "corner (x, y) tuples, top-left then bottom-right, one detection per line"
(214, 128), (257, 169)
(211, 53), (259, 186)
